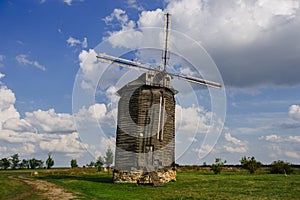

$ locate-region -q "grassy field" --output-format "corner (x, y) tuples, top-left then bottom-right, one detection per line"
(1, 168), (300, 199)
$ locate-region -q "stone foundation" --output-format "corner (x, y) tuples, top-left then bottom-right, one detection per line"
(113, 168), (176, 184)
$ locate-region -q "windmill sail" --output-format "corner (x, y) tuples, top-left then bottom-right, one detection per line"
(96, 53), (221, 89)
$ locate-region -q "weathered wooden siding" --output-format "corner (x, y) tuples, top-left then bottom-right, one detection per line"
(115, 85), (175, 171)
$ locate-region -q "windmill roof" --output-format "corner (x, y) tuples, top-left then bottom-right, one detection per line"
(117, 68), (178, 96)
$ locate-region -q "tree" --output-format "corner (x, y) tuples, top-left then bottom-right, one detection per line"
(71, 159), (78, 168)
(270, 160), (293, 174)
(29, 158), (44, 169)
(46, 154), (54, 169)
(86, 161), (96, 168)
(11, 154), (20, 170)
(211, 158), (226, 174)
(0, 158), (11, 170)
(104, 147), (114, 173)
(240, 156), (262, 174)
(96, 156), (104, 172)
(19, 159), (29, 169)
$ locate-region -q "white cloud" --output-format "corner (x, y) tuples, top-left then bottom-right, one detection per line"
(261, 134), (300, 143)
(39, 132), (86, 157)
(66, 37), (81, 47)
(264, 134), (283, 142)
(126, 0), (143, 11)
(138, 9), (164, 28)
(16, 54), (46, 71)
(287, 136), (300, 142)
(192, 144), (215, 154)
(25, 109), (75, 133)
(0, 73), (5, 79)
(225, 132), (247, 146)
(0, 86), (20, 129)
(64, 0), (72, 6)
(82, 37), (88, 48)
(104, 0), (300, 87)
(224, 145), (248, 153)
(12, 143), (36, 155)
(104, 9), (132, 28)
(224, 132), (248, 153)
(0, 129), (43, 143)
(175, 104), (211, 134)
(2, 118), (34, 132)
(284, 151), (300, 159)
(78, 49), (105, 89)
(75, 102), (116, 127)
(289, 104), (300, 121)
(0, 79), (93, 161)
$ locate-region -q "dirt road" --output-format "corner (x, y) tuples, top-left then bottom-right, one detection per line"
(9, 175), (79, 200)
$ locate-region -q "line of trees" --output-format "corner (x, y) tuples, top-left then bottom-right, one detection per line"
(0, 147), (114, 171)
(0, 153), (50, 170)
(210, 156), (293, 175)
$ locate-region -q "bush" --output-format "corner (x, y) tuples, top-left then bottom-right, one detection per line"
(270, 160), (293, 174)
(240, 156), (262, 174)
(211, 158), (226, 174)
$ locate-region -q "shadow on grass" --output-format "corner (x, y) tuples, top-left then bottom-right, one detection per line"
(37, 174), (113, 184)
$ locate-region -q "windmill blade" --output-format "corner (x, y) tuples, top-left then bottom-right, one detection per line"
(97, 53), (222, 89)
(168, 72), (222, 89)
(97, 53), (156, 72)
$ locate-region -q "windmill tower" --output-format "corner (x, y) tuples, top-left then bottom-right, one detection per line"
(97, 14), (221, 186)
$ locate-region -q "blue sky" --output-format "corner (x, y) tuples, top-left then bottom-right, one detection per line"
(0, 0), (300, 167)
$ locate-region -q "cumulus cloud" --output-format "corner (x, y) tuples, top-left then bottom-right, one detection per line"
(78, 49), (101, 88)
(0, 86), (20, 129)
(175, 104), (211, 134)
(289, 104), (300, 120)
(39, 132), (86, 157)
(278, 105), (300, 129)
(224, 132), (248, 153)
(16, 54), (46, 71)
(104, 8), (135, 29)
(0, 80), (90, 159)
(104, 0), (300, 88)
(25, 109), (76, 133)
(2, 118), (34, 133)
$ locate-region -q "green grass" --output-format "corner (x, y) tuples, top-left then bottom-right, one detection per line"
(1, 169), (300, 199)
(38, 171), (300, 200)
(0, 171), (39, 200)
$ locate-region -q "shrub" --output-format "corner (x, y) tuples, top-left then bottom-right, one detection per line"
(211, 158), (226, 174)
(240, 156), (262, 174)
(270, 160), (293, 174)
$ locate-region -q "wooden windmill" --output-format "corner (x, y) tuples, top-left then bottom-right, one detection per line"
(97, 13), (221, 185)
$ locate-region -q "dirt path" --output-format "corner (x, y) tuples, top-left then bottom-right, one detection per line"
(9, 176), (79, 200)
